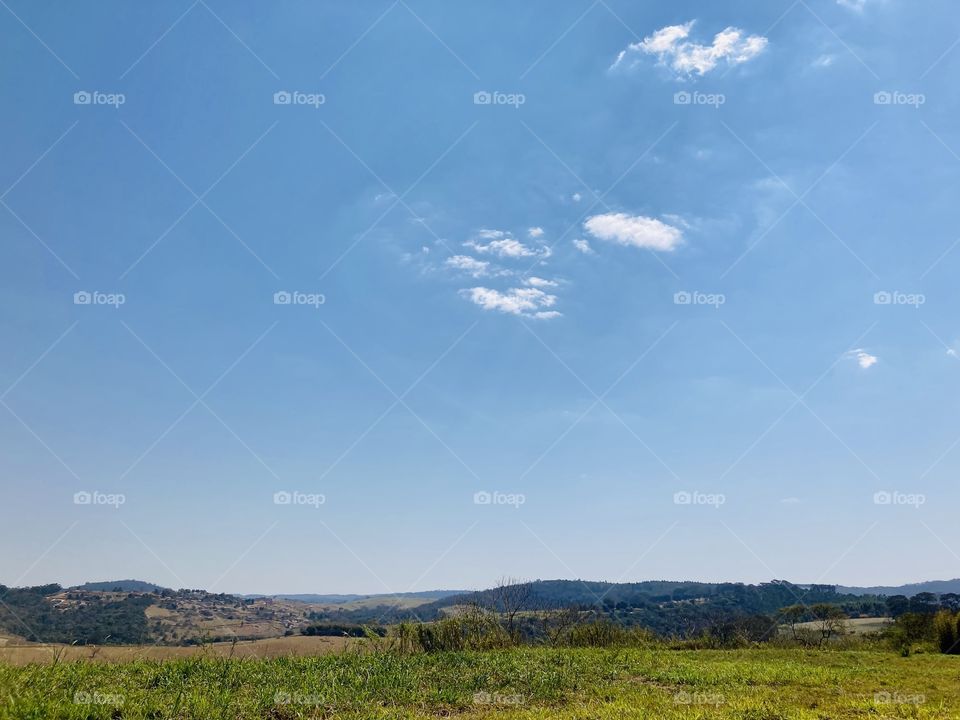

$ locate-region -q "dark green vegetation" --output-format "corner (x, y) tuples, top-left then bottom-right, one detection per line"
(315, 579), (889, 635)
(0, 585), (152, 645)
(1, 647), (956, 719)
(301, 624), (386, 638)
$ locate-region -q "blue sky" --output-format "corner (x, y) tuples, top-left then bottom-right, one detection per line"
(2, 0), (960, 594)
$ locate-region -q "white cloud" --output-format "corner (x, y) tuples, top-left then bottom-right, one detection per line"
(465, 230), (551, 259)
(813, 54), (836, 69)
(612, 20), (768, 77)
(444, 255), (491, 278)
(948, 348), (958, 359)
(583, 213), (683, 251)
(780, 497), (802, 505)
(460, 287), (560, 319)
(573, 238), (595, 255)
(846, 349), (878, 369)
(572, 193), (582, 203)
(837, 0), (869, 11)
(527, 226), (545, 238)
(525, 276), (558, 288)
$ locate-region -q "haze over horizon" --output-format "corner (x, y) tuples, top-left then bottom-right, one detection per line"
(4, 0), (960, 595)
(51, 574), (960, 599)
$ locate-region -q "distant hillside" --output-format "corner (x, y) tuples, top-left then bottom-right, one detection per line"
(259, 590), (466, 605)
(71, 580), (170, 593)
(307, 579), (889, 636)
(838, 579), (960, 597)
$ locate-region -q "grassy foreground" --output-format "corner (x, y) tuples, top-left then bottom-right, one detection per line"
(1, 647), (957, 719)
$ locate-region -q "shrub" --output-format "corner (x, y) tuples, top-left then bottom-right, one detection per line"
(933, 610), (960, 654)
(395, 607), (510, 653)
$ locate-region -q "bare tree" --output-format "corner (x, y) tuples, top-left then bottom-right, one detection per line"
(540, 605), (582, 647)
(781, 605), (807, 643)
(811, 604), (848, 648)
(487, 577), (535, 644)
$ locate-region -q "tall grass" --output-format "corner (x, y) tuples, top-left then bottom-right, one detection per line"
(2, 646), (957, 719)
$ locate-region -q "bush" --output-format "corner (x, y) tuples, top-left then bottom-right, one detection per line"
(395, 607), (511, 653)
(302, 624), (385, 638)
(933, 610), (960, 654)
(560, 620), (654, 648)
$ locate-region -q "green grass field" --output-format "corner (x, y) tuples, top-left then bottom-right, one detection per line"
(1, 646), (957, 719)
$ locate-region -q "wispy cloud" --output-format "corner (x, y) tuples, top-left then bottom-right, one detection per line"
(573, 238), (595, 255)
(612, 20), (768, 77)
(465, 229), (551, 259)
(584, 213), (684, 251)
(525, 276), (558, 288)
(846, 349), (878, 369)
(460, 287), (561, 319)
(836, 0), (871, 11)
(527, 226), (545, 238)
(444, 254), (492, 278)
